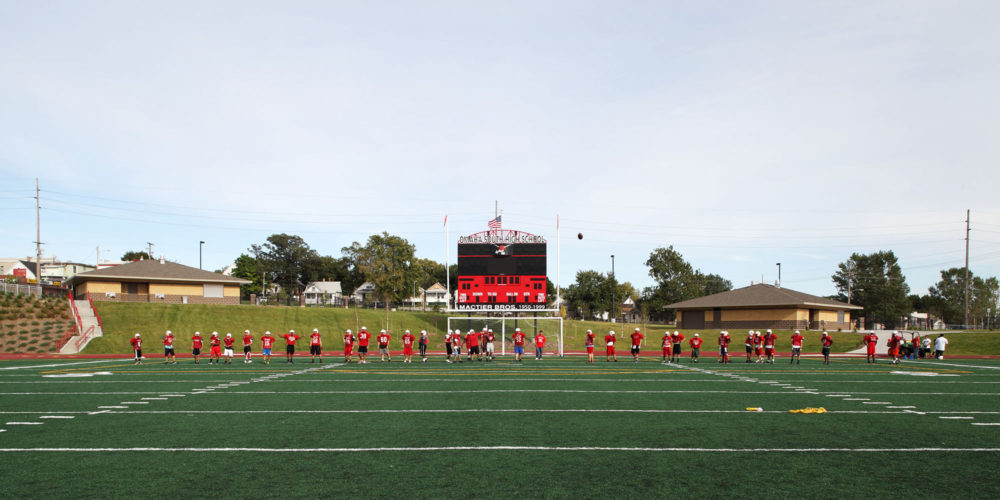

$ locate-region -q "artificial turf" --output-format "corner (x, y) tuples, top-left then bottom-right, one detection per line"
(0, 355), (998, 499)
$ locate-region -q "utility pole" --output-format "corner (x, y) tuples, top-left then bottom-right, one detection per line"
(199, 241), (205, 269)
(34, 178), (42, 295)
(965, 209), (970, 328)
(776, 262), (781, 286)
(610, 255), (615, 322)
(147, 242), (155, 260)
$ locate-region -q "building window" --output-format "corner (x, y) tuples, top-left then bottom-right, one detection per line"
(204, 284), (224, 298)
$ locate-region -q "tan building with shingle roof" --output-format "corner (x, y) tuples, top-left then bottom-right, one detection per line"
(68, 258), (250, 305)
(666, 284), (862, 331)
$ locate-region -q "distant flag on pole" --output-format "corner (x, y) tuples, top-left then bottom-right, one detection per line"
(488, 215), (502, 230)
(443, 215), (448, 227)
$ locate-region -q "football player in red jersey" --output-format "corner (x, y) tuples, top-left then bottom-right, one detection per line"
(402, 329), (416, 363)
(242, 330), (254, 364)
(534, 331), (546, 360)
(887, 332), (901, 365)
(130, 333), (143, 365)
(821, 332), (834, 365)
(261, 331), (275, 364)
(585, 329), (596, 363)
(283, 330), (300, 363)
(343, 329), (356, 363)
(223, 333), (236, 364)
(689, 333), (703, 363)
(718, 331), (731, 363)
(863, 331), (879, 364)
(309, 328), (323, 364)
(209, 332), (222, 365)
(790, 330), (804, 365)
(191, 331), (204, 364)
(605, 331), (617, 362)
(484, 329), (496, 361)
(162, 330), (176, 364)
(357, 327), (370, 364)
(661, 332), (672, 362)
(763, 329), (777, 364)
(744, 331), (754, 363)
(512, 328), (526, 362)
(444, 330), (454, 363)
(670, 331), (685, 363)
(377, 329), (392, 362)
(753, 331), (764, 363)
(466, 329), (481, 362)
(630, 328), (644, 362)
(451, 329), (463, 363)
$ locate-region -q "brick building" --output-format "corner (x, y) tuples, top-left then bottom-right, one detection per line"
(68, 258), (249, 305)
(666, 283), (861, 331)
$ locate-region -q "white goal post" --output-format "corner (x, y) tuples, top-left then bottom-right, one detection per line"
(447, 316), (565, 357)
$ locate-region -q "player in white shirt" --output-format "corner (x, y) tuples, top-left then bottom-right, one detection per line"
(933, 334), (949, 359)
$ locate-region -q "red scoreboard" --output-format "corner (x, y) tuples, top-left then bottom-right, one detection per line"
(456, 229), (547, 311)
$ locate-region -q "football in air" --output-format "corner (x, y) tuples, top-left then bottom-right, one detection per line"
(577, 233), (583, 240)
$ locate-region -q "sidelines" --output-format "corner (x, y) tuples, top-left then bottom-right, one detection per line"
(0, 360), (120, 371)
(0, 446), (998, 453)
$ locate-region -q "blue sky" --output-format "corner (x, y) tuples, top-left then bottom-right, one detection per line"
(2, 1), (998, 299)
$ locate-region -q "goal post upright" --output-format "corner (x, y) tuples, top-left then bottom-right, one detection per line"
(446, 315), (564, 357)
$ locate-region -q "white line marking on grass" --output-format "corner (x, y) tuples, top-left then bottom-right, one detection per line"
(140, 398), (167, 400)
(904, 409), (927, 415)
(38, 416), (74, 419)
(97, 406), (126, 409)
(908, 361), (1000, 371)
(826, 395), (851, 397)
(0, 360), (118, 371)
(5, 422), (42, 425)
(939, 417), (974, 420)
(972, 423), (1000, 426)
(102, 409), (908, 415)
(119, 401), (148, 405)
(87, 410), (111, 415)
(159, 394), (185, 397)
(1, 446), (998, 453)
(862, 402), (893, 405)
(887, 406), (916, 409)
(843, 398), (869, 401)
(151, 390), (840, 396)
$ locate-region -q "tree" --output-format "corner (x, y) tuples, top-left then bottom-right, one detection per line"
(564, 270), (609, 319)
(230, 254), (262, 301)
(926, 268), (1000, 325)
(644, 246), (731, 321)
(251, 234), (320, 305)
(342, 232), (417, 307)
(831, 250), (910, 328)
(121, 250), (152, 261)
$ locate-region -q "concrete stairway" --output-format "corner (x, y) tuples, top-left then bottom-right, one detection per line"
(59, 299), (104, 354)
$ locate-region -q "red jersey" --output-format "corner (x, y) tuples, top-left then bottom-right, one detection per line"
(130, 337), (142, 350)
(163, 335), (174, 347)
(358, 331), (370, 347)
(402, 333), (415, 347)
(465, 333), (479, 348)
(283, 333), (300, 346)
(887, 336), (900, 348)
(689, 337), (703, 348)
(791, 334), (804, 347)
(753, 335), (763, 347)
(662, 335), (671, 348)
(192, 336), (203, 349)
(671, 333), (685, 344)
(745, 335), (754, 347)
(605, 334), (616, 346)
(451, 333), (461, 346)
(513, 332), (526, 346)
(630, 332), (644, 347)
(343, 333), (355, 345)
(763, 333), (777, 347)
(210, 336), (220, 347)
(224, 336), (235, 348)
(864, 334), (878, 346)
(377, 333), (390, 346)
(822, 336), (834, 347)
(310, 333), (321, 346)
(486, 332), (495, 343)
(262, 335), (275, 349)
(585, 332), (595, 347)
(719, 335), (731, 347)
(535, 334), (546, 348)
(243, 333), (253, 346)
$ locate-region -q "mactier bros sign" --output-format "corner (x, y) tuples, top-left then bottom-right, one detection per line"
(455, 217), (548, 311)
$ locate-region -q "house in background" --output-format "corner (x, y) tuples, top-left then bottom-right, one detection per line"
(666, 283), (862, 331)
(68, 258), (249, 305)
(351, 282), (377, 305)
(304, 281), (343, 306)
(621, 297), (641, 323)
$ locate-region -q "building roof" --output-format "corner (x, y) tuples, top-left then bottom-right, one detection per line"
(665, 284), (862, 310)
(425, 282), (447, 293)
(17, 260), (39, 276)
(68, 259), (250, 285)
(305, 281), (342, 294)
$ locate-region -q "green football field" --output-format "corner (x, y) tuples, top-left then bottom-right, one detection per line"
(1, 353), (999, 499)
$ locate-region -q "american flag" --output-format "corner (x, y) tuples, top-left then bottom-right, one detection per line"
(488, 215), (502, 230)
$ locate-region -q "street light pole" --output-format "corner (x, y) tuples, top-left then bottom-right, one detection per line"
(776, 262), (781, 286)
(199, 241), (205, 269)
(610, 255), (615, 322)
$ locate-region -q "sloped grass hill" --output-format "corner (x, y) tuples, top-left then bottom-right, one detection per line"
(0, 293), (76, 353)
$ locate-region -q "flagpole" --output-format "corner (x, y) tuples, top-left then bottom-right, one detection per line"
(445, 215), (450, 310)
(557, 214), (562, 357)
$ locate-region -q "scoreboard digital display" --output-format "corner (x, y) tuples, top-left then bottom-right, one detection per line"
(455, 230), (547, 311)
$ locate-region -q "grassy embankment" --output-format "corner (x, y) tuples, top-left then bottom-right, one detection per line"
(0, 293), (75, 353)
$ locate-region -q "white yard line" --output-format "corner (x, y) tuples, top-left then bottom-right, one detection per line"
(0, 360), (118, 371)
(38, 416), (75, 419)
(0, 446), (997, 453)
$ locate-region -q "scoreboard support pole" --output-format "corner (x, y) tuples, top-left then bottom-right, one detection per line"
(447, 316), (564, 357)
